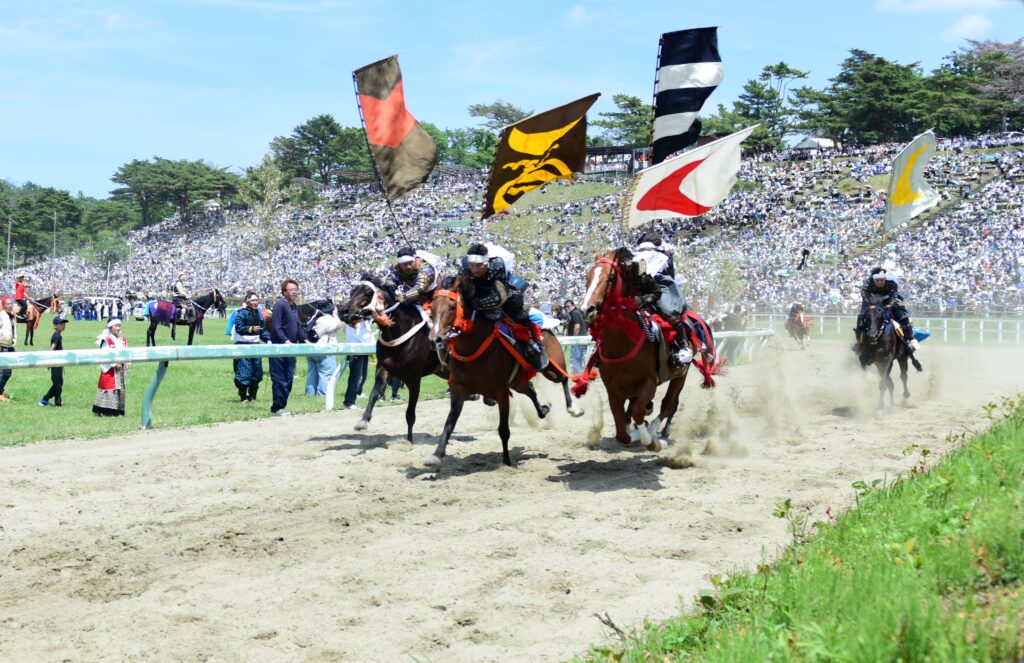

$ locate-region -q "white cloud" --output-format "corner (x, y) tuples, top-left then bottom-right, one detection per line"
(568, 5), (589, 24)
(103, 13), (153, 31)
(877, 0), (1007, 12)
(942, 13), (993, 41)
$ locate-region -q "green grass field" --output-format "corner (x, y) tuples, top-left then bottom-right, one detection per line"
(0, 315), (449, 447)
(577, 396), (1024, 662)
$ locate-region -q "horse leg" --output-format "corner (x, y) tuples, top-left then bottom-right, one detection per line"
(899, 356), (910, 404)
(146, 321), (155, 347)
(515, 381), (550, 419)
(354, 365), (388, 431)
(404, 377), (421, 443)
(627, 391), (654, 448)
(650, 376), (687, 449)
(187, 324), (196, 346)
(425, 388), (467, 470)
(561, 380), (584, 417)
(171, 323), (176, 342)
(607, 390), (631, 445)
(497, 392), (512, 467)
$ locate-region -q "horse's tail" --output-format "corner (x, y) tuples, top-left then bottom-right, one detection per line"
(685, 310), (725, 389)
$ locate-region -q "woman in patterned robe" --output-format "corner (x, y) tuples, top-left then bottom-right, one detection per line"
(93, 319), (129, 416)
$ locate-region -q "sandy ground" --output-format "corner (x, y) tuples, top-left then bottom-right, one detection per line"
(1, 339), (1022, 662)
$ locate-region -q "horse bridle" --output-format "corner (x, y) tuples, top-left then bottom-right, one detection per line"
(355, 280), (400, 318)
(583, 258), (619, 314)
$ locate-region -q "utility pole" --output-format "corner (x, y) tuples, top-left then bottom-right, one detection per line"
(53, 210), (57, 263)
(6, 216), (11, 275)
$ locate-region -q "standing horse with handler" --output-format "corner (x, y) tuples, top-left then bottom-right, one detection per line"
(577, 248), (722, 449)
(20, 295), (62, 347)
(145, 289), (225, 346)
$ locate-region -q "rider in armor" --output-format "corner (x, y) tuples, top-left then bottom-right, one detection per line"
(631, 231), (704, 368)
(388, 246), (438, 306)
(853, 267), (920, 363)
(786, 302), (806, 326)
(459, 242), (545, 368)
(171, 273), (191, 322)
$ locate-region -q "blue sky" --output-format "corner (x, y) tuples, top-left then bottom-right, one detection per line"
(1, 0), (1021, 199)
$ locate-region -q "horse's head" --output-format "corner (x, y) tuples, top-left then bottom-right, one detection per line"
(213, 289), (226, 310)
(341, 274), (395, 327)
(429, 275), (462, 349)
(865, 293), (891, 341)
(580, 248), (633, 324)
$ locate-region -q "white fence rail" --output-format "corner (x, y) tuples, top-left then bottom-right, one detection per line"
(0, 330), (775, 430)
(751, 314), (1024, 345)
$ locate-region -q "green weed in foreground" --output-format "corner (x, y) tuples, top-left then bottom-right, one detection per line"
(577, 395), (1024, 662)
(0, 317), (449, 447)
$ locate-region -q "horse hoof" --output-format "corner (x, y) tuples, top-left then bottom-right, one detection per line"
(637, 425), (652, 448)
(538, 404), (551, 419)
(645, 401), (654, 415)
(628, 427), (641, 445)
(483, 397), (497, 407)
(424, 455), (442, 470)
(354, 419), (369, 431)
(567, 406), (585, 418)
(467, 394), (481, 401)
(645, 438), (665, 453)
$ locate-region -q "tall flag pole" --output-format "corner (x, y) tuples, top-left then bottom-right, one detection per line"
(883, 129), (940, 234)
(481, 93), (600, 220)
(352, 55), (438, 240)
(651, 27), (723, 165)
(625, 125), (757, 227)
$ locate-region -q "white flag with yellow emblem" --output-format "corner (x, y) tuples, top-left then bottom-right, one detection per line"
(883, 130), (940, 233)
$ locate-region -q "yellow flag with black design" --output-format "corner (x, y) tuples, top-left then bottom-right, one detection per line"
(883, 130), (940, 233)
(482, 93), (600, 219)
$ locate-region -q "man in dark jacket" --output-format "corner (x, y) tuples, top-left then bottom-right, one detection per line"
(853, 267), (919, 363)
(269, 279), (302, 415)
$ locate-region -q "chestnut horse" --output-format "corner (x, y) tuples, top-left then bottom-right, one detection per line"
(785, 311), (812, 349)
(579, 250), (713, 450)
(21, 296), (61, 346)
(425, 275), (581, 469)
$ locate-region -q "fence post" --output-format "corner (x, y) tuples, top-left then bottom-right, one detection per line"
(943, 318), (948, 343)
(980, 319), (985, 345)
(962, 319), (967, 343)
(1017, 321), (1021, 345)
(141, 361), (169, 429)
(998, 320), (1004, 345)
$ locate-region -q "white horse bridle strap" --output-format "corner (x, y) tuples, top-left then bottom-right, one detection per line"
(378, 307), (430, 347)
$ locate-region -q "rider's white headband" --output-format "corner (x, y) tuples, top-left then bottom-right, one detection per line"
(466, 255), (487, 264)
(107, 318), (122, 328)
(636, 242), (657, 251)
(245, 294), (260, 302)
(396, 255), (416, 264)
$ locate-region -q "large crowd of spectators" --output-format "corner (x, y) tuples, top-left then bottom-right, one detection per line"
(6, 133), (1023, 319)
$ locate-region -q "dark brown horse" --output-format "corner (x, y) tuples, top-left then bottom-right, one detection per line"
(861, 294), (910, 410)
(424, 275), (578, 469)
(340, 275), (448, 442)
(145, 289), (225, 346)
(785, 310), (812, 350)
(21, 296), (61, 346)
(579, 250), (712, 450)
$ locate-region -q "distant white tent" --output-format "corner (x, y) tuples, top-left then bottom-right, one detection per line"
(794, 136), (835, 150)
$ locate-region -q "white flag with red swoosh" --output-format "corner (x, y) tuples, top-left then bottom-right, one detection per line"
(625, 125), (757, 227)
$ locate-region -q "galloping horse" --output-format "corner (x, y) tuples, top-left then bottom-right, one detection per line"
(579, 249), (719, 449)
(20, 296), (61, 346)
(425, 275), (580, 469)
(340, 275), (448, 442)
(860, 293), (910, 410)
(145, 289), (225, 346)
(785, 311), (812, 350)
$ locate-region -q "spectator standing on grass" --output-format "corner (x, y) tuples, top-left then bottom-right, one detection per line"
(269, 279), (301, 416)
(38, 315), (67, 407)
(13, 275), (27, 321)
(305, 305), (343, 398)
(92, 319), (129, 417)
(342, 318), (374, 410)
(232, 292), (270, 402)
(564, 300), (588, 373)
(0, 296), (17, 402)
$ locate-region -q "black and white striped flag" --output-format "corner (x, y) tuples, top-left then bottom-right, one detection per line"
(652, 27), (723, 165)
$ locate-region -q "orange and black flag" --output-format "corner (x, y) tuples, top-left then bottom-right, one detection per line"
(482, 93), (600, 219)
(353, 55), (437, 201)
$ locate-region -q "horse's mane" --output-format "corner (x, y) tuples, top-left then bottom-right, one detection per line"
(358, 272), (397, 299)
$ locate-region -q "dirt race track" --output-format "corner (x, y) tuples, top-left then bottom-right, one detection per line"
(2, 340), (1022, 662)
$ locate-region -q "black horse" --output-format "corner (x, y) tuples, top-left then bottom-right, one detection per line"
(340, 274), (447, 442)
(861, 294), (913, 410)
(145, 289), (226, 346)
